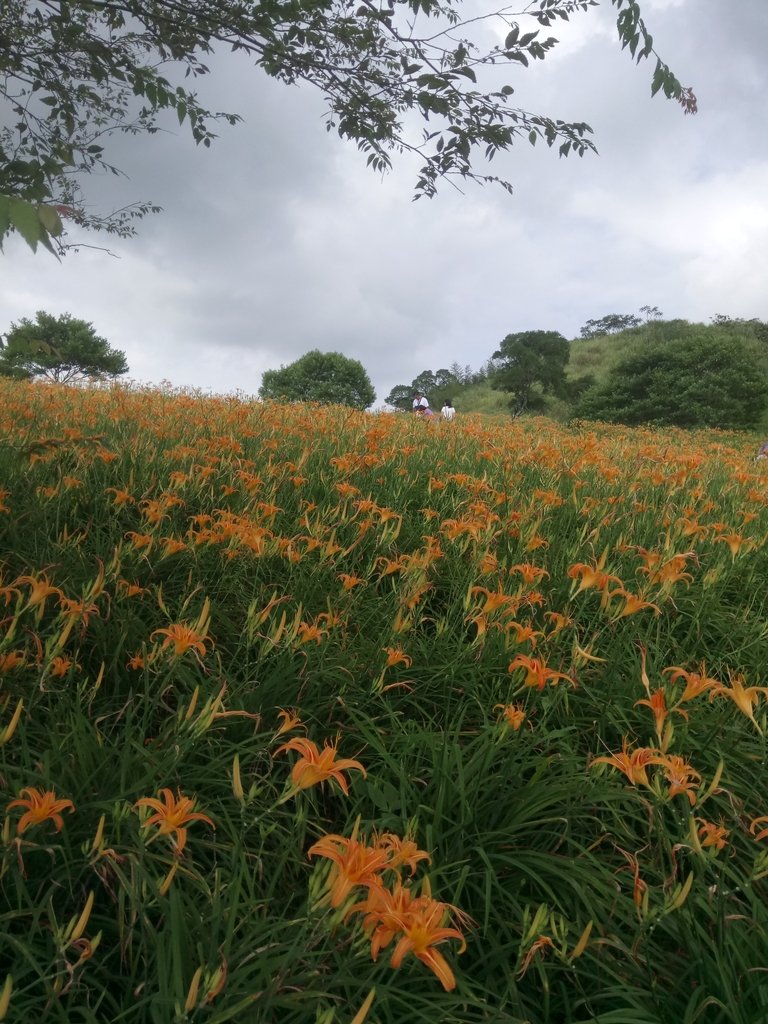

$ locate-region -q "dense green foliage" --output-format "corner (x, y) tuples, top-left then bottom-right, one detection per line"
(0, 1), (694, 252)
(259, 349), (376, 408)
(403, 317), (768, 431)
(491, 330), (570, 415)
(574, 330), (768, 430)
(0, 311), (128, 383)
(2, 382), (768, 1023)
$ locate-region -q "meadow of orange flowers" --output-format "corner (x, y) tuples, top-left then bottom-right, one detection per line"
(1, 380), (767, 1023)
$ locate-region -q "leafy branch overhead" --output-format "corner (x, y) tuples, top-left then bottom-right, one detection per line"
(0, 0), (695, 253)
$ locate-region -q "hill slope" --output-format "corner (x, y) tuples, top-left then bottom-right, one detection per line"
(453, 318), (768, 430)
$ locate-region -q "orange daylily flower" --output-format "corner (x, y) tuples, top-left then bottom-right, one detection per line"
(652, 554), (695, 587)
(517, 935), (554, 980)
(508, 654), (574, 690)
(274, 736), (365, 795)
(106, 487), (135, 506)
(636, 549), (695, 587)
(308, 833), (391, 907)
(609, 588), (661, 618)
(749, 816), (768, 842)
(567, 557), (621, 596)
(274, 708), (304, 738)
(696, 818), (728, 851)
(49, 655), (79, 677)
(161, 536), (187, 557)
(374, 833), (431, 875)
(135, 788), (214, 855)
(125, 531), (154, 551)
(335, 481), (361, 499)
(676, 516), (709, 540)
(389, 898), (466, 991)
(509, 563), (550, 585)
(117, 579), (147, 598)
(400, 582), (432, 610)
(592, 741), (661, 788)
(16, 573), (64, 617)
(469, 586), (520, 616)
(441, 516), (486, 542)
(296, 622), (327, 645)
(477, 550), (499, 574)
(713, 532), (750, 558)
(505, 621), (543, 648)
(338, 573), (366, 592)
(150, 623), (212, 659)
(0, 651), (25, 672)
(7, 787), (75, 833)
(495, 703), (526, 731)
(663, 664), (721, 702)
(384, 647), (412, 668)
(656, 754), (701, 806)
(616, 846), (648, 910)
(634, 690), (687, 741)
(709, 670), (768, 732)
(376, 554), (409, 577)
(58, 597), (100, 628)
(348, 879), (429, 959)
(544, 611), (573, 635)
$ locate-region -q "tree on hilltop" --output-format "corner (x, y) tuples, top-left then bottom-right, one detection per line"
(579, 312), (642, 339)
(711, 314), (768, 345)
(491, 330), (570, 416)
(0, 311), (128, 383)
(0, 1), (695, 254)
(259, 351), (375, 409)
(384, 385), (414, 411)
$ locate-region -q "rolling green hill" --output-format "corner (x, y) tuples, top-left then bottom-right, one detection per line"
(452, 318), (768, 430)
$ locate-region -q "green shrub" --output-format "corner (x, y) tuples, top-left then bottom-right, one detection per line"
(574, 330), (768, 429)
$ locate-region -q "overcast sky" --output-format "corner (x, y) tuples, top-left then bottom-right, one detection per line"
(2, 0), (766, 406)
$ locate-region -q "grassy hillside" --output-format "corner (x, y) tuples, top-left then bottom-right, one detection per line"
(3, 381), (768, 1023)
(455, 319), (768, 431)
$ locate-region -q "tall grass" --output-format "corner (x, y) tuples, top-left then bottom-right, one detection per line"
(1, 381), (767, 1023)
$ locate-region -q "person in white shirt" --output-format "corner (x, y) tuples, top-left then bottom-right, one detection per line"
(412, 392), (433, 417)
(441, 399), (456, 421)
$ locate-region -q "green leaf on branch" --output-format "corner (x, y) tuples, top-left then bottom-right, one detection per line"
(9, 199), (42, 251)
(0, 196), (10, 240)
(38, 205), (64, 237)
(0, 0), (694, 250)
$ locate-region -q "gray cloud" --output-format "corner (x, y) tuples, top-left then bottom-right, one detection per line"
(1, 0), (766, 405)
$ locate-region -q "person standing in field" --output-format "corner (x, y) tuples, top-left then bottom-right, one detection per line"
(441, 399), (456, 421)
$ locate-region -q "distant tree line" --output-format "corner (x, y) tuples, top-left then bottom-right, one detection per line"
(384, 361), (494, 411)
(384, 309), (768, 430)
(5, 306), (768, 432)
